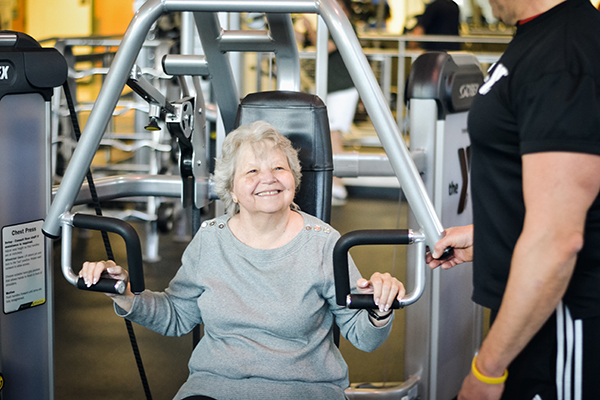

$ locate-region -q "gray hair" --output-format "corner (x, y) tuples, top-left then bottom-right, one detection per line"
(213, 121), (302, 215)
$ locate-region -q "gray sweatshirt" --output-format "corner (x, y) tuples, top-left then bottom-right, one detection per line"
(117, 211), (393, 400)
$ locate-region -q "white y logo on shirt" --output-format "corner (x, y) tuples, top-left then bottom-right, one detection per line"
(479, 63), (509, 95)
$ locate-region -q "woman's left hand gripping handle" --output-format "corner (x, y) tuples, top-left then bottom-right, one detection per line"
(357, 273), (406, 313)
(78, 260), (129, 296)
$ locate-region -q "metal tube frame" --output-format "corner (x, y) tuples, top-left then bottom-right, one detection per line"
(44, 0), (444, 250)
(400, 235), (426, 307)
(58, 213), (78, 286)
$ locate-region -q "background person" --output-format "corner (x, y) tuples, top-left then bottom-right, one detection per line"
(80, 121), (405, 400)
(411, 0), (461, 51)
(428, 0), (600, 399)
(298, 0), (358, 203)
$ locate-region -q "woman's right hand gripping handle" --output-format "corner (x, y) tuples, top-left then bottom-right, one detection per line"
(427, 224), (475, 270)
(80, 260), (135, 312)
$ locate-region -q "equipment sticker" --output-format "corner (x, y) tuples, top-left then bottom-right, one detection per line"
(2, 220), (46, 314)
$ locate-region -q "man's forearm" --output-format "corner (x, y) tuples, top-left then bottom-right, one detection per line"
(475, 230), (579, 377)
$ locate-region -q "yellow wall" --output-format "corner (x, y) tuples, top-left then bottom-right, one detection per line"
(21, 0), (134, 39)
(0, 0), (17, 30)
(26, 0), (91, 40)
(93, 0), (134, 36)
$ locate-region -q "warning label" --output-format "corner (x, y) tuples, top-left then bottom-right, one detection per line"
(2, 220), (46, 313)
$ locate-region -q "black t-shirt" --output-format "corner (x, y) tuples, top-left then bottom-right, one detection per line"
(328, 49), (354, 93)
(468, 0), (600, 319)
(327, 22), (358, 94)
(420, 0), (460, 51)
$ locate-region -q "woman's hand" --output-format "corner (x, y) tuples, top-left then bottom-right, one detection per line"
(357, 273), (405, 313)
(79, 260), (134, 311)
(80, 260), (127, 288)
(426, 225), (474, 270)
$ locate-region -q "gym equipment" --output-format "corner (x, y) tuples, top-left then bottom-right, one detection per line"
(45, 0), (448, 332)
(0, 31), (67, 400)
(334, 52), (483, 399)
(44, 0), (446, 247)
(404, 52), (483, 400)
(33, 1), (481, 399)
(52, 36), (187, 263)
(336, 51), (483, 399)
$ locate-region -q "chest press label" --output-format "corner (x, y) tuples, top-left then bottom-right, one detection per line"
(2, 220), (46, 314)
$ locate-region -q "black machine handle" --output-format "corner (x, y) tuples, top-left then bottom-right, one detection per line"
(333, 229), (412, 309)
(71, 213), (145, 294)
(76, 276), (126, 294)
(441, 246), (454, 259)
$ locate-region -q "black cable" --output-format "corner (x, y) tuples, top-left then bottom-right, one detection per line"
(62, 80), (153, 400)
(62, 82), (114, 259)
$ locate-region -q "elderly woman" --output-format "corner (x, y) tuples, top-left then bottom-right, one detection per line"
(80, 121), (404, 400)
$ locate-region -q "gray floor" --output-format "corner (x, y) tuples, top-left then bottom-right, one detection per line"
(53, 194), (409, 400)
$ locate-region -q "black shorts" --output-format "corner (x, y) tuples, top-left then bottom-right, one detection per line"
(491, 302), (600, 400)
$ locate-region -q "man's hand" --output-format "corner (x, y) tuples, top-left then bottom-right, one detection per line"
(426, 225), (474, 269)
(458, 371), (504, 400)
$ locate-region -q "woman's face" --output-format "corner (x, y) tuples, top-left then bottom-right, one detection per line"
(231, 140), (296, 217)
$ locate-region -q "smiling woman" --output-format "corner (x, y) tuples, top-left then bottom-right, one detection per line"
(79, 120), (406, 400)
(218, 122), (304, 249)
(213, 121), (302, 218)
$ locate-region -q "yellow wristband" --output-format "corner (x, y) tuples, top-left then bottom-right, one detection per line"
(471, 355), (508, 385)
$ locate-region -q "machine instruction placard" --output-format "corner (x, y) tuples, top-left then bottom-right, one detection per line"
(2, 220), (46, 313)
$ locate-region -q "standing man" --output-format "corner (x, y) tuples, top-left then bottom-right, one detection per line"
(428, 0), (600, 399)
(299, 0), (358, 202)
(412, 0), (461, 51)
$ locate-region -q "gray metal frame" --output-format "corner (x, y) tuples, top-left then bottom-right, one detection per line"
(1, 94), (55, 400)
(44, 0), (444, 251)
(41, 3), (471, 399)
(403, 53), (483, 400)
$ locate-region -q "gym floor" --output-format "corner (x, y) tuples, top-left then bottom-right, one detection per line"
(53, 192), (410, 400)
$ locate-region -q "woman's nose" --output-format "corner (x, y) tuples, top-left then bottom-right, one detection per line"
(259, 169), (276, 182)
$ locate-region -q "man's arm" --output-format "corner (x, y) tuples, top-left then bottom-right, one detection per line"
(459, 151), (600, 399)
(300, 16), (337, 53)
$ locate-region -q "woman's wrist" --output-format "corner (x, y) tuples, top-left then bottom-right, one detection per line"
(367, 308), (393, 326)
(108, 283), (135, 312)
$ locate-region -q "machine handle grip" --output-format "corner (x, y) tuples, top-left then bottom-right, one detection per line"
(345, 294), (401, 309)
(71, 213), (145, 294)
(333, 229), (411, 308)
(76, 277), (126, 294)
(441, 246), (454, 260)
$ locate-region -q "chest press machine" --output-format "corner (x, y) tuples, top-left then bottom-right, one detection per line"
(0, 1), (483, 399)
(0, 32), (67, 400)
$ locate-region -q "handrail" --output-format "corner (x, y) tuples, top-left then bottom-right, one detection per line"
(359, 33), (512, 45)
